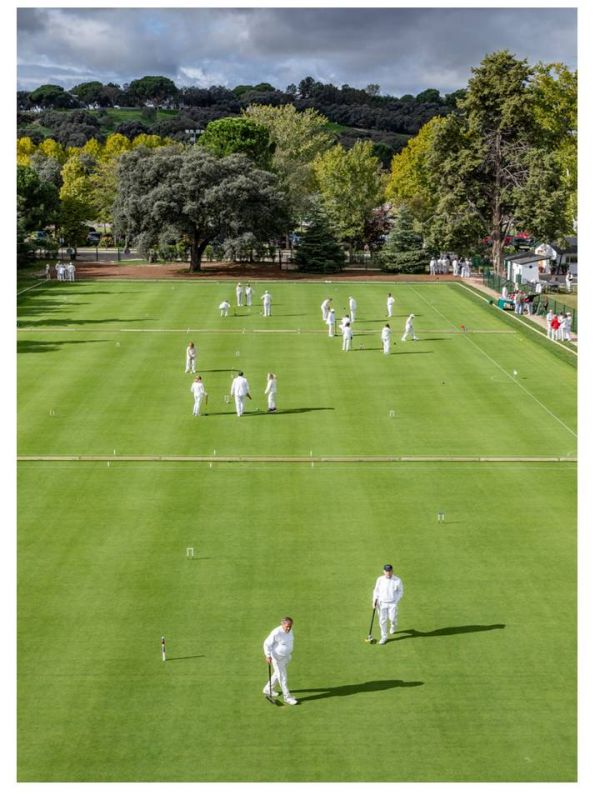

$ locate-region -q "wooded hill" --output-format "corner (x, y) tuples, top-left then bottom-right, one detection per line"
(17, 75), (463, 166)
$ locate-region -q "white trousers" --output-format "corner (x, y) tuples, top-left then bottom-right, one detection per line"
(236, 293), (243, 306)
(350, 310), (356, 322)
(192, 397), (203, 415)
(342, 336), (352, 351)
(382, 339), (390, 354)
(263, 656), (291, 697)
(234, 395), (246, 416)
(377, 602), (398, 638)
(402, 326), (416, 341)
(267, 391), (276, 410)
(263, 304), (271, 316)
(185, 356), (196, 373)
(387, 305), (393, 317)
(328, 323), (335, 337)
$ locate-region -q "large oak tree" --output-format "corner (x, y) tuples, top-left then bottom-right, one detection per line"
(113, 146), (289, 271)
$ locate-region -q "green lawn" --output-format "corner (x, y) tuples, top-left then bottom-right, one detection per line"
(17, 279), (577, 781)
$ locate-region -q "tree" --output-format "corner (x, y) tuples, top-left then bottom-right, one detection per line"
(113, 147), (288, 272)
(378, 206), (427, 273)
(530, 62), (577, 230)
(127, 76), (179, 107)
(416, 88), (442, 104)
(200, 117), (273, 168)
(427, 51), (569, 271)
(385, 116), (444, 228)
(59, 150), (98, 223)
(70, 81), (109, 107)
(244, 104), (334, 221)
(17, 137), (36, 167)
(17, 165), (60, 232)
(28, 84), (79, 109)
(312, 140), (385, 251)
(293, 205), (345, 273)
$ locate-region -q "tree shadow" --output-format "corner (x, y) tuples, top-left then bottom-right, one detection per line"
(396, 624), (505, 640)
(295, 679), (423, 702)
(17, 317), (154, 327)
(17, 339), (111, 353)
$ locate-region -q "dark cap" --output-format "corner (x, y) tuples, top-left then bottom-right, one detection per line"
(383, 564), (393, 571)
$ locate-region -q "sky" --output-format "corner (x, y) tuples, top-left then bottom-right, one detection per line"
(16, 3), (578, 97)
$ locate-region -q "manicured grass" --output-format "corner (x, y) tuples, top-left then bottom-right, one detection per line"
(17, 279), (577, 781)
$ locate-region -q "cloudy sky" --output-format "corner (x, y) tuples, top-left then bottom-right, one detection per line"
(16, 4), (577, 97)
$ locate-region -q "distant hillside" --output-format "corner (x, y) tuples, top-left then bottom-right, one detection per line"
(17, 76), (463, 163)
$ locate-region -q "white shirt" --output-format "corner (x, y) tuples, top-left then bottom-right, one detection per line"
(349, 298), (357, 309)
(381, 326), (391, 341)
(231, 375), (250, 397)
(245, 286), (253, 297)
(191, 380), (206, 399)
(186, 346), (196, 359)
(373, 574), (404, 605)
(342, 325), (352, 340)
(265, 378), (277, 395)
(219, 301), (230, 310)
(262, 293), (271, 304)
(321, 299), (330, 312)
(326, 310), (335, 324)
(387, 296), (395, 307)
(263, 626), (294, 660)
(404, 316), (414, 330)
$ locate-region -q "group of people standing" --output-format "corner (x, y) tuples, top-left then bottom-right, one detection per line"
(321, 293), (418, 353)
(45, 262), (76, 281)
(429, 255), (472, 277)
(185, 339), (277, 418)
(219, 284), (272, 317)
(545, 309), (573, 342)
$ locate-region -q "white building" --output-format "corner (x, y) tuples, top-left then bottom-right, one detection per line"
(534, 238), (578, 276)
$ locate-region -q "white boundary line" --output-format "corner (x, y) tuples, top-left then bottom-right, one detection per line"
(456, 282), (578, 357)
(17, 279), (47, 295)
(17, 454), (577, 463)
(410, 285), (578, 440)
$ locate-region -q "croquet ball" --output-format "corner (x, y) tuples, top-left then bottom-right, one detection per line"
(513, 370), (518, 376)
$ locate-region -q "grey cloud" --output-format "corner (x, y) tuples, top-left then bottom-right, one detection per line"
(16, 7), (577, 94)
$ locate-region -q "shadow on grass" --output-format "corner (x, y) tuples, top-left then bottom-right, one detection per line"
(166, 654), (205, 662)
(17, 339), (110, 353)
(203, 407), (334, 417)
(396, 624), (505, 640)
(295, 679), (423, 702)
(17, 317), (154, 328)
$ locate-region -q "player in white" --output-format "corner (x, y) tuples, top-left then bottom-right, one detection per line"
(219, 300), (230, 317)
(235, 282), (244, 306)
(326, 307), (336, 337)
(545, 308), (554, 338)
(372, 564), (404, 645)
(261, 290), (272, 316)
(401, 313), (418, 342)
(381, 323), (392, 354)
(348, 296), (357, 323)
(230, 372), (252, 417)
(263, 617), (298, 705)
(265, 372), (277, 412)
(429, 257), (436, 275)
(185, 341), (196, 373)
(321, 297), (332, 321)
(245, 284), (253, 306)
(563, 312), (572, 341)
(190, 375), (207, 416)
(386, 293), (395, 318)
(342, 321), (353, 351)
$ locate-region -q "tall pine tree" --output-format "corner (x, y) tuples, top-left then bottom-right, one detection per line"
(293, 205), (345, 273)
(379, 206), (426, 273)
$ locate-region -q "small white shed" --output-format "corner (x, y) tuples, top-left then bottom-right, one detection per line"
(504, 252), (544, 285)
